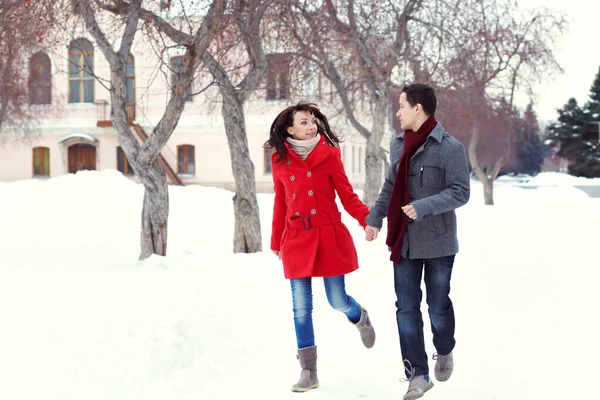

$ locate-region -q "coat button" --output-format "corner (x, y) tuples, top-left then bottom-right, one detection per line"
(294, 212), (300, 217)
(306, 171), (312, 177)
(308, 190), (313, 196)
(290, 175), (295, 181)
(292, 194), (296, 199)
(310, 209), (316, 215)
(286, 160), (291, 165)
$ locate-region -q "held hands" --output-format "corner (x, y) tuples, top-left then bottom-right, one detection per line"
(401, 204), (417, 220)
(365, 204), (416, 242)
(365, 225), (379, 241)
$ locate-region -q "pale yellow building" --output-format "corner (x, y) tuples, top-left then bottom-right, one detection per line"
(0, 28), (374, 191)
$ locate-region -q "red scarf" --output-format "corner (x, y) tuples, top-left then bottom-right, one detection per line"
(386, 115), (437, 263)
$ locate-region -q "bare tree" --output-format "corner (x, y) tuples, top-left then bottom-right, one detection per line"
(0, 0), (56, 136)
(281, 0), (424, 207)
(119, 0), (271, 253)
(199, 1), (273, 253)
(436, 0), (566, 204)
(71, 0), (226, 259)
(85, 0), (273, 254)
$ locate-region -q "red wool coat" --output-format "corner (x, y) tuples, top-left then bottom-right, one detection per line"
(270, 140), (370, 279)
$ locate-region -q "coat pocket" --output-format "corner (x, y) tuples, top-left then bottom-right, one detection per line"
(418, 156), (444, 189)
(420, 165), (444, 188)
(433, 214), (447, 235)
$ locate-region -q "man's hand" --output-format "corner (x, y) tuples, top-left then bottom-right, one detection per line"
(272, 250), (281, 259)
(402, 204), (417, 220)
(365, 225), (380, 241)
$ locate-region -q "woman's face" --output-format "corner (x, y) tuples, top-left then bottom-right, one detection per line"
(287, 110), (318, 140)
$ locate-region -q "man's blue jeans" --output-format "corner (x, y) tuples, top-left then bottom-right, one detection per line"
(394, 255), (456, 377)
(290, 275), (362, 349)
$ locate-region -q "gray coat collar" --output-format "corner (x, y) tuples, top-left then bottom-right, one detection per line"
(397, 122), (445, 143)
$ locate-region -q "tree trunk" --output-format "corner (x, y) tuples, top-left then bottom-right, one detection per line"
(139, 160), (169, 259)
(75, 0), (224, 261)
(482, 179), (494, 205)
(221, 93), (262, 253)
(467, 121), (495, 205)
(106, 57), (170, 260)
(362, 98), (387, 207)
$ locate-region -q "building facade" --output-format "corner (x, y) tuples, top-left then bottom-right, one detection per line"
(0, 31), (371, 192)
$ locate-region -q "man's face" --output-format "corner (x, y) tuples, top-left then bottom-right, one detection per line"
(396, 92), (417, 131)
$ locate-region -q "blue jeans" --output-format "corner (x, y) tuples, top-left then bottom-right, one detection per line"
(394, 255), (456, 377)
(290, 275), (362, 349)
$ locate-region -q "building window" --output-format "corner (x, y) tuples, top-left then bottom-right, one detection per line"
(117, 146), (134, 176)
(170, 56), (193, 102)
(358, 147), (363, 173)
(125, 54), (136, 123)
(264, 147), (272, 174)
(68, 38), (94, 103)
(29, 52), (52, 105)
(177, 145), (195, 175)
(266, 53), (290, 100)
(33, 147), (50, 177)
(126, 54), (135, 104)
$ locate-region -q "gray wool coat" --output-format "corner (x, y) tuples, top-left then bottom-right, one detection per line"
(366, 122), (470, 260)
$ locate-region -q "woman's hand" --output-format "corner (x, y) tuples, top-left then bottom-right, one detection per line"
(272, 250), (281, 259)
(365, 226), (379, 241)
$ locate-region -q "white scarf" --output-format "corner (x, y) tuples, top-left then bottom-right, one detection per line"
(286, 134), (321, 161)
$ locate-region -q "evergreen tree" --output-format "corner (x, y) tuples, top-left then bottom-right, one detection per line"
(546, 97), (600, 177)
(580, 66), (600, 163)
(583, 66), (600, 122)
(517, 104), (547, 175)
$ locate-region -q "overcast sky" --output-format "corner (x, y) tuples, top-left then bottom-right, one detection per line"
(516, 0), (600, 123)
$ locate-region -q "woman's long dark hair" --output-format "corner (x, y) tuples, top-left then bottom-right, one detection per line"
(264, 102), (342, 163)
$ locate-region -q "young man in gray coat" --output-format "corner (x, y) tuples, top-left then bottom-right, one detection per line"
(365, 83), (470, 400)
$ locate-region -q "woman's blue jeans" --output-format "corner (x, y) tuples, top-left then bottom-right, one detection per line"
(290, 275), (362, 349)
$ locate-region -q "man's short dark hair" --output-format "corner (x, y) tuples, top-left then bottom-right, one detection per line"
(402, 83), (437, 116)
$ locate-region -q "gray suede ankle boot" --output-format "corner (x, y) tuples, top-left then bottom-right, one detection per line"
(354, 307), (376, 348)
(291, 345), (319, 392)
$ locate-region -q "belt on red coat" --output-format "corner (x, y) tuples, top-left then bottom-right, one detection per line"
(286, 212), (342, 230)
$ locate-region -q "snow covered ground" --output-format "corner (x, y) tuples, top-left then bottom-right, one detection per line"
(0, 170), (598, 400)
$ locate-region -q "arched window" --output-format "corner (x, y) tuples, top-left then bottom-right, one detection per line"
(68, 38), (94, 103)
(29, 52), (52, 105)
(266, 53), (290, 100)
(177, 145), (195, 175)
(33, 147), (50, 176)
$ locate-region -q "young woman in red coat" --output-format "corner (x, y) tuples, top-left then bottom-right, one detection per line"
(266, 102), (376, 393)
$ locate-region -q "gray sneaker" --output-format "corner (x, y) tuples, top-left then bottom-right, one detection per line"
(401, 360), (434, 400)
(433, 352), (453, 382)
(403, 375), (434, 400)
